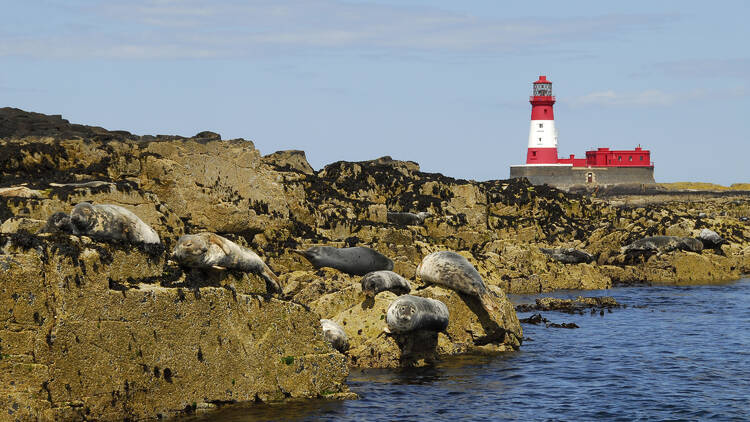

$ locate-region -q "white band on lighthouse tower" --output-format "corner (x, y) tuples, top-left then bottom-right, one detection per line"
(527, 119), (557, 149)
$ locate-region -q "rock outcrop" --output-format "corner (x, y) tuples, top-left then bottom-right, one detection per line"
(2, 108), (750, 419)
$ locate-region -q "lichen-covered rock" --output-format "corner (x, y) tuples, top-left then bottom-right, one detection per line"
(0, 236), (350, 420)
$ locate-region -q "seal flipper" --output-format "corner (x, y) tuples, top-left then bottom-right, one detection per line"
(208, 233), (233, 255)
(260, 263), (282, 293)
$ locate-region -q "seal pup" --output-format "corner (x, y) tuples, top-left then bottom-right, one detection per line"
(385, 295), (449, 334)
(294, 246), (393, 276)
(540, 247), (594, 264)
(387, 211), (432, 226)
(361, 270), (411, 297)
(64, 202), (161, 244)
(320, 319), (349, 352)
(416, 251), (498, 312)
(171, 233), (281, 292)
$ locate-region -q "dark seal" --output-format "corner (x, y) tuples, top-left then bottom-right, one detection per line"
(361, 270), (411, 297)
(540, 247), (594, 264)
(295, 246), (393, 276)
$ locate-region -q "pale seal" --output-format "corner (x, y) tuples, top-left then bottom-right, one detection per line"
(294, 246), (393, 276)
(416, 251), (497, 312)
(320, 319), (349, 352)
(387, 211), (432, 226)
(385, 295), (449, 334)
(622, 235), (703, 256)
(53, 202), (161, 244)
(361, 270), (411, 297)
(171, 232), (281, 292)
(698, 229), (725, 249)
(540, 247), (594, 264)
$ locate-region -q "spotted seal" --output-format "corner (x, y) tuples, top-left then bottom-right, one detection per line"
(621, 235), (703, 256)
(540, 247), (594, 264)
(361, 270), (411, 297)
(51, 202), (161, 244)
(320, 319), (349, 352)
(386, 211), (432, 226)
(171, 232), (281, 292)
(385, 295), (449, 334)
(294, 246), (393, 276)
(416, 251), (497, 312)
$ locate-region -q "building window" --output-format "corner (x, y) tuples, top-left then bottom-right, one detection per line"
(539, 123), (543, 128)
(618, 156), (622, 161)
(532, 151), (537, 156)
(538, 138), (542, 142)
(629, 156), (632, 161)
(640, 156), (643, 161)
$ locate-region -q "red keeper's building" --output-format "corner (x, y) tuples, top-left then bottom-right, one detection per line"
(510, 75), (655, 187)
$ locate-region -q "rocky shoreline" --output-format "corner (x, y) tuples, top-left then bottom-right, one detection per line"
(1, 108), (749, 420)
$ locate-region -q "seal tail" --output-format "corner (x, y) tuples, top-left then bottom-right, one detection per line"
(261, 263), (283, 293)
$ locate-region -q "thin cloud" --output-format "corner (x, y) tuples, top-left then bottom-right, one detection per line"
(1, 0), (677, 59)
(568, 87), (747, 107)
(568, 89), (676, 107)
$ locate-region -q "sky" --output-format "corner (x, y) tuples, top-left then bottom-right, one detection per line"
(2, 0), (748, 185)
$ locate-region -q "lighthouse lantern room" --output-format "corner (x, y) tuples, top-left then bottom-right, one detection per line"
(526, 75), (558, 164)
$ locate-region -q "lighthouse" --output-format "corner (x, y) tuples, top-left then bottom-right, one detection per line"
(510, 75), (655, 187)
(526, 75), (558, 164)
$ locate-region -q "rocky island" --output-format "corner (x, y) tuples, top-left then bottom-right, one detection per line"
(1, 108), (749, 420)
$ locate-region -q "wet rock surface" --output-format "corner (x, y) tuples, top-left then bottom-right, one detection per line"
(516, 296), (622, 314)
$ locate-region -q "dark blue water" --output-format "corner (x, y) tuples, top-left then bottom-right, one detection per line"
(189, 279), (750, 421)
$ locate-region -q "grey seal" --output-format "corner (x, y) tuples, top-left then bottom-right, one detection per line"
(50, 202), (161, 244)
(540, 247), (594, 264)
(416, 251), (497, 312)
(361, 270), (411, 297)
(385, 295), (449, 334)
(320, 319), (349, 352)
(171, 232), (281, 292)
(294, 246), (393, 276)
(622, 236), (703, 256)
(698, 229), (725, 249)
(387, 211), (432, 226)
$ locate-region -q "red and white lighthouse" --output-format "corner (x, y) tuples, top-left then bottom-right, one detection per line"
(526, 75), (558, 164)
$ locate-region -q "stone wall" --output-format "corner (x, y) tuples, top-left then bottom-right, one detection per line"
(510, 165), (655, 187)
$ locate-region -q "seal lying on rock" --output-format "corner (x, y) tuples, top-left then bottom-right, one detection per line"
(361, 270), (411, 297)
(171, 233), (281, 292)
(416, 251), (497, 312)
(320, 319), (349, 352)
(294, 246), (393, 276)
(386, 211), (432, 226)
(48, 202), (161, 244)
(621, 235), (703, 256)
(385, 295), (449, 334)
(698, 229), (725, 249)
(539, 247), (594, 264)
